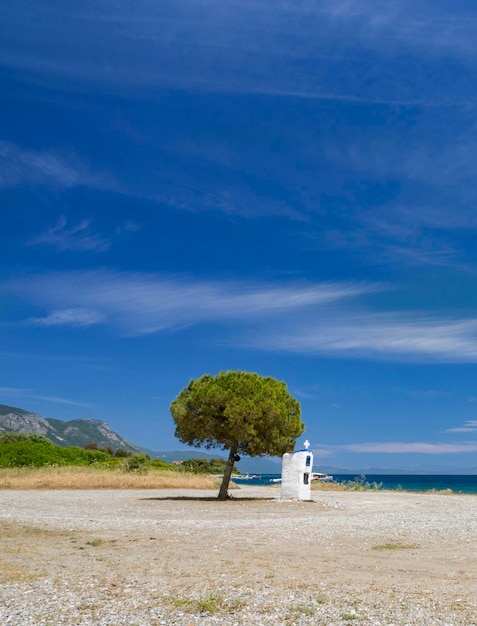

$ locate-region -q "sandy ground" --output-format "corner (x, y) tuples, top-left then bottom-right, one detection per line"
(1, 486), (477, 625)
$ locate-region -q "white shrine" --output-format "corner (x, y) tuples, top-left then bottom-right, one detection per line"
(280, 440), (313, 501)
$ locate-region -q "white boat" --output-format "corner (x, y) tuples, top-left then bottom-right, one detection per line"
(312, 472), (333, 482)
(270, 472), (333, 484)
(233, 473), (260, 480)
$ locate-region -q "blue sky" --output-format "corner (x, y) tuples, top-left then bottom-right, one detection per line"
(2, 0), (477, 470)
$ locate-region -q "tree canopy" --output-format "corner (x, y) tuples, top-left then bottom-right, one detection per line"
(170, 370), (304, 499)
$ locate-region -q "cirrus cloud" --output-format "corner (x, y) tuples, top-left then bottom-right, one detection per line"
(340, 441), (477, 454)
(3, 270), (373, 336)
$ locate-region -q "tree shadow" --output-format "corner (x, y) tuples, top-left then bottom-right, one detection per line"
(140, 496), (277, 502)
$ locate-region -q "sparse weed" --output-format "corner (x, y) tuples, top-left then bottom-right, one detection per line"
(372, 541), (419, 551)
(342, 474), (383, 491)
(166, 594), (246, 614)
(288, 604), (315, 616)
(311, 474), (382, 491)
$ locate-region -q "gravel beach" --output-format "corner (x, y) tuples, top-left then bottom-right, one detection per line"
(1, 486), (476, 625)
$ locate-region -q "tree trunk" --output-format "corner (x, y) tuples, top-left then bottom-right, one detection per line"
(217, 442), (238, 500)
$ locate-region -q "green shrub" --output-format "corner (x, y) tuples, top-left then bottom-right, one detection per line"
(114, 448), (133, 458)
(342, 474), (382, 491)
(150, 458), (178, 470)
(122, 453), (150, 474)
(180, 457), (230, 474)
(0, 434), (116, 468)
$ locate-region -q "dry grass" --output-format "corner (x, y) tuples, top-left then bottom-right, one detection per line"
(0, 521), (51, 583)
(311, 481), (346, 491)
(372, 541), (420, 551)
(0, 467), (222, 490)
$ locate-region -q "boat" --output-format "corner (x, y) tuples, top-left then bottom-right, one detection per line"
(232, 473), (260, 481)
(312, 472), (333, 482)
(270, 472), (333, 484)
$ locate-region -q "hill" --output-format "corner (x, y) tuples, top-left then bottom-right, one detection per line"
(0, 404), (140, 452)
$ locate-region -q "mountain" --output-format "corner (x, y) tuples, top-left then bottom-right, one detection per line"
(0, 404), (141, 452)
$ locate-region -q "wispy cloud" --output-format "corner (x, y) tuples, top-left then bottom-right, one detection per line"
(245, 315), (477, 363)
(28, 308), (105, 328)
(6, 271), (477, 363)
(445, 420), (477, 433)
(2, 1), (476, 103)
(115, 221), (143, 235)
(325, 135), (477, 269)
(328, 136), (477, 202)
(0, 141), (113, 191)
(3, 270), (373, 336)
(0, 386), (90, 408)
(28, 216), (110, 252)
(311, 439), (477, 455)
(339, 441), (477, 454)
(314, 0), (477, 67)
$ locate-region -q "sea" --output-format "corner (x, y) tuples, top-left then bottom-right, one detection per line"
(233, 473), (477, 494)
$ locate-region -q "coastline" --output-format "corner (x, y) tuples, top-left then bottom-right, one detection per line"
(1, 486), (476, 625)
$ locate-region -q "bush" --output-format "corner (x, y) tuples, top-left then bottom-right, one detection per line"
(122, 453), (150, 474)
(150, 459), (178, 470)
(115, 448), (133, 458)
(0, 434), (116, 468)
(0, 432), (51, 444)
(342, 474), (382, 491)
(180, 457), (230, 474)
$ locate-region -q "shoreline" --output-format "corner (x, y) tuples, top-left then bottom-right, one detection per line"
(1, 487), (477, 625)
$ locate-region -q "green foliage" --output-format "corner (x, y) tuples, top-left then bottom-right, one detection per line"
(180, 457), (231, 474)
(0, 404), (30, 417)
(150, 458), (179, 470)
(342, 474), (383, 491)
(171, 370), (303, 499)
(0, 433), (116, 468)
(85, 539), (104, 547)
(121, 453), (150, 474)
(114, 447), (133, 458)
(171, 370), (303, 457)
(166, 594), (246, 614)
(0, 432), (50, 444)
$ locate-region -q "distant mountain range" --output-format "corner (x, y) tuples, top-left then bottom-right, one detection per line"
(0, 404), (141, 452)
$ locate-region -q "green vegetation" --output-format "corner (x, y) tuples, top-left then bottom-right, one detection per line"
(288, 605), (315, 616)
(121, 453), (150, 474)
(0, 404), (30, 416)
(171, 370), (303, 500)
(0, 433), (231, 479)
(0, 433), (115, 468)
(341, 474), (383, 491)
(85, 539), (104, 547)
(179, 457), (232, 474)
(166, 594), (246, 615)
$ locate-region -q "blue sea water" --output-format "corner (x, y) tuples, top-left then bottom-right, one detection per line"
(233, 473), (477, 494)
